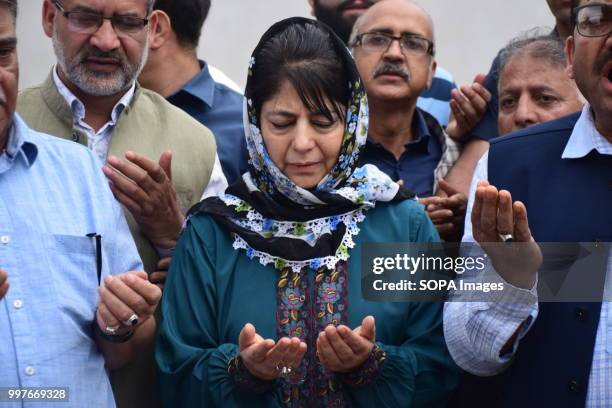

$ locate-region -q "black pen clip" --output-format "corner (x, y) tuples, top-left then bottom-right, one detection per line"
(87, 233), (102, 285)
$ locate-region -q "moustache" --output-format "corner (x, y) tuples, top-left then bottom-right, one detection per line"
(373, 62), (411, 81)
(339, 0), (375, 12)
(79, 47), (125, 65)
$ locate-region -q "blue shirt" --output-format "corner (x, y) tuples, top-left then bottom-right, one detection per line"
(167, 61), (247, 184)
(360, 109), (443, 197)
(0, 115), (142, 408)
(469, 53), (501, 141)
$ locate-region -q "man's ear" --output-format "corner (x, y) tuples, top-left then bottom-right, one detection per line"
(308, 0), (316, 17)
(427, 59), (437, 89)
(42, 0), (56, 38)
(149, 10), (171, 50)
(565, 35), (575, 79)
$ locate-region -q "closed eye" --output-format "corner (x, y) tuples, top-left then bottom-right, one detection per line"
(535, 94), (559, 105)
(312, 121), (336, 129)
(270, 121), (293, 130)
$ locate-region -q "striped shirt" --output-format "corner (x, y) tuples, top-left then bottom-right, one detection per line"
(417, 66), (456, 127)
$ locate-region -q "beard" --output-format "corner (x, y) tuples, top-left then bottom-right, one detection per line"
(52, 25), (149, 97)
(312, 0), (374, 44)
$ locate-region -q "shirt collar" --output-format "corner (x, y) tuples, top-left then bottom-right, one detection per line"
(0, 114), (39, 172)
(366, 109), (432, 153)
(410, 109), (432, 150)
(52, 65), (136, 125)
(563, 104), (612, 159)
(172, 60), (216, 108)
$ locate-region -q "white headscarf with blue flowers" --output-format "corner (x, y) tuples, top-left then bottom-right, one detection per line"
(196, 18), (414, 273)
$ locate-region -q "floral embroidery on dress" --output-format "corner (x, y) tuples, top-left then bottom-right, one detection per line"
(276, 263), (350, 407)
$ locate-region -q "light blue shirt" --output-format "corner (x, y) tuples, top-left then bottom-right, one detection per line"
(0, 114), (142, 408)
(444, 104), (612, 407)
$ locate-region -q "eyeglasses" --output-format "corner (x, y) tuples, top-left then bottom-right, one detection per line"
(574, 3), (612, 37)
(352, 32), (435, 56)
(53, 1), (149, 36)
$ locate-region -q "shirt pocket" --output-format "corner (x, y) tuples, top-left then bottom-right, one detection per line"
(43, 234), (100, 347)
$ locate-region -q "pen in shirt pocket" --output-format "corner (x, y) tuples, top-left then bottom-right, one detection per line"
(86, 233), (102, 285)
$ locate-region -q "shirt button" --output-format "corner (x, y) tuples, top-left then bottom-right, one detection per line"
(575, 307), (588, 321)
(13, 299), (23, 309)
(568, 380), (579, 393)
(24, 366), (35, 376)
(0, 235), (10, 244)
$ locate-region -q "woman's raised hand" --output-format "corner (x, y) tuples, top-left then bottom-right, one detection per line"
(239, 323), (307, 381)
(317, 316), (376, 373)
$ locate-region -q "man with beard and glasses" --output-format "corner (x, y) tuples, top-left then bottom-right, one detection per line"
(308, 0), (459, 128)
(350, 0), (485, 241)
(444, 1), (612, 406)
(15, 1), (225, 407)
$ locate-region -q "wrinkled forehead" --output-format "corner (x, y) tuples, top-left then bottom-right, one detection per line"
(499, 55), (572, 90)
(358, 1), (433, 40)
(59, 0), (149, 15)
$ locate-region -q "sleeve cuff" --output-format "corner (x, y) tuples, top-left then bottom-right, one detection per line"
(444, 261), (539, 375)
(337, 344), (387, 388)
(227, 355), (276, 394)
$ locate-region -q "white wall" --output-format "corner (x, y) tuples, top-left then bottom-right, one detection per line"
(17, 0), (555, 91)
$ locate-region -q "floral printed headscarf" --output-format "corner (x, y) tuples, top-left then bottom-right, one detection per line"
(192, 17), (415, 407)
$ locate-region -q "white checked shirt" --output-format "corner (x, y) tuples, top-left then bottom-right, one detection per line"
(443, 104), (612, 407)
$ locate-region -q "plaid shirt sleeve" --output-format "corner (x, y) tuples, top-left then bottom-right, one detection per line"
(443, 152), (538, 376)
(434, 132), (461, 183)
(426, 108), (461, 193)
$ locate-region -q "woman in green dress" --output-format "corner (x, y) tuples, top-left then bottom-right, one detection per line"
(156, 17), (457, 408)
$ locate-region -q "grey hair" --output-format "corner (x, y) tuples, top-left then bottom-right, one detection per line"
(499, 27), (567, 74)
(348, 0), (435, 53)
(146, 0), (154, 14)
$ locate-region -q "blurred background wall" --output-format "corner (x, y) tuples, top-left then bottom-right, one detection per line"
(17, 0), (555, 90)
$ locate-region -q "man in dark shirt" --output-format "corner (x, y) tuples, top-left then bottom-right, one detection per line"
(139, 0), (247, 184)
(350, 0), (476, 241)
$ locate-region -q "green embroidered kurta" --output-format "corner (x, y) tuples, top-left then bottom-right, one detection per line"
(156, 200), (458, 407)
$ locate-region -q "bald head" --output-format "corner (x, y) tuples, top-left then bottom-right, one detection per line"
(350, 0), (437, 106)
(349, 0), (434, 48)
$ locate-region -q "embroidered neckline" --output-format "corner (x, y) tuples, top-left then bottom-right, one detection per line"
(230, 208), (367, 273)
